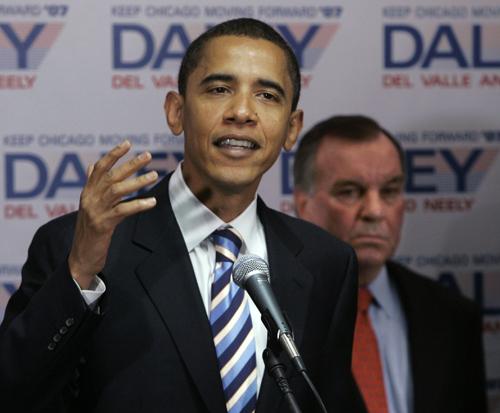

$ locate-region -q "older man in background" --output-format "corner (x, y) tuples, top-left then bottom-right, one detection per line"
(293, 115), (487, 413)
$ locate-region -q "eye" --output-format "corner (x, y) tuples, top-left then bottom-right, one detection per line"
(333, 187), (362, 204)
(258, 91), (280, 102)
(381, 185), (403, 201)
(208, 86), (230, 95)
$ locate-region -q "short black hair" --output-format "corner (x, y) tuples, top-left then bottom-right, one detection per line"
(293, 115), (405, 192)
(177, 18), (301, 111)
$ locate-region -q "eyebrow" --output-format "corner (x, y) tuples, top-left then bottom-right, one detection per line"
(332, 175), (405, 188)
(199, 73), (286, 99)
(332, 179), (361, 187)
(200, 73), (234, 87)
(385, 175), (405, 185)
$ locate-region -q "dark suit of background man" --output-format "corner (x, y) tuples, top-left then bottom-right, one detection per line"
(293, 115), (487, 413)
(0, 19), (361, 413)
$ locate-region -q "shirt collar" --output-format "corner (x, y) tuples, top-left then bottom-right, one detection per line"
(169, 163), (259, 253)
(367, 266), (399, 319)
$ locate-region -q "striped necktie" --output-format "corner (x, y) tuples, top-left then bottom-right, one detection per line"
(210, 226), (258, 413)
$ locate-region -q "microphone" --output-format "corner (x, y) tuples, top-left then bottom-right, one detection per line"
(233, 254), (306, 373)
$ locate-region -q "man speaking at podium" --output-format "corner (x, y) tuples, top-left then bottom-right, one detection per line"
(0, 19), (361, 412)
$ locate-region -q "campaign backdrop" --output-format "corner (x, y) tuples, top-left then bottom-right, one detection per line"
(1, 0), (499, 410)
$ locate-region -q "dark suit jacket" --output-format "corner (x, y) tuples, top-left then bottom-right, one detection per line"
(357, 261), (487, 413)
(0, 175), (361, 413)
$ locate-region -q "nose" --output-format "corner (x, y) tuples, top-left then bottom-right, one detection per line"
(224, 92), (257, 125)
(360, 191), (384, 222)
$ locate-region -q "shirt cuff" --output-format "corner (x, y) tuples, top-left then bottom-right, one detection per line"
(73, 274), (106, 308)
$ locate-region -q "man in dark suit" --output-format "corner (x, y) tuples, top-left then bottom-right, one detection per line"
(0, 19), (360, 412)
(293, 115), (487, 413)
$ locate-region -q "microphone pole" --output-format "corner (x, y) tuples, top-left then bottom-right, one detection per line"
(263, 343), (302, 413)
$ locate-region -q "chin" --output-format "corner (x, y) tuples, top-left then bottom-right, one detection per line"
(355, 249), (388, 270)
(212, 172), (260, 193)
(221, 164), (264, 183)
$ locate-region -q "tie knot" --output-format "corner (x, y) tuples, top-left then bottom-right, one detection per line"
(212, 226), (242, 263)
(357, 288), (373, 313)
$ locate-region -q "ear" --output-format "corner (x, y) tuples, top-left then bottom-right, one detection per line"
(283, 109), (304, 152)
(164, 91), (184, 136)
(293, 188), (310, 219)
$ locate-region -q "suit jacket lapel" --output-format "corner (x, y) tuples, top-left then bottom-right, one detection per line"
(388, 262), (444, 413)
(132, 176), (226, 413)
(256, 199), (313, 412)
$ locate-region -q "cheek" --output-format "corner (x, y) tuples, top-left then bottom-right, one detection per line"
(327, 210), (357, 239)
(388, 200), (404, 226)
(184, 103), (218, 137)
(388, 208), (404, 238)
(308, 197), (355, 237)
(261, 110), (288, 142)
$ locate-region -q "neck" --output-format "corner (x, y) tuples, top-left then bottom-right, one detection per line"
(358, 264), (384, 287)
(205, 192), (255, 222)
(181, 166), (258, 223)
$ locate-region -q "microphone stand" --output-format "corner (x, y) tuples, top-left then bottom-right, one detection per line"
(261, 313), (329, 413)
(263, 343), (302, 413)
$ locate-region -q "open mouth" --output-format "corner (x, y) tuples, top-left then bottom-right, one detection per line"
(214, 136), (259, 150)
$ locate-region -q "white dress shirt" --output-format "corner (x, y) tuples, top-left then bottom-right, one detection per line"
(77, 164), (268, 391)
(169, 164), (268, 392)
(368, 266), (413, 413)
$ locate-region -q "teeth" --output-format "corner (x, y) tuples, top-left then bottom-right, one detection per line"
(218, 138), (256, 149)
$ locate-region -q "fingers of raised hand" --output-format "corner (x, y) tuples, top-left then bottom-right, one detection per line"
(104, 151), (153, 184)
(85, 141), (155, 198)
(78, 194), (157, 236)
(90, 140), (132, 182)
(105, 171), (158, 204)
(86, 163), (94, 179)
(110, 197), (157, 221)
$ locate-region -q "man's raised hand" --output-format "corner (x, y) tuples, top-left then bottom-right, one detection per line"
(68, 141), (158, 289)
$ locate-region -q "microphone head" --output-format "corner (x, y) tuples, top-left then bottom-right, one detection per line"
(233, 254), (270, 287)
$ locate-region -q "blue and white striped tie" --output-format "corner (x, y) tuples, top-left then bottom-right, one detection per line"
(210, 226), (257, 413)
